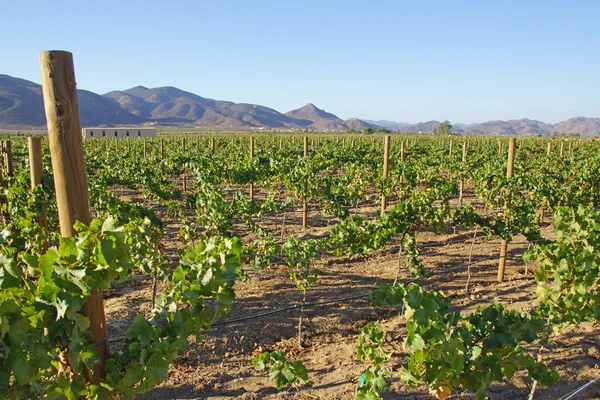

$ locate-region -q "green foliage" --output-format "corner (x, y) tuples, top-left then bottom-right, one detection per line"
(367, 283), (558, 399)
(356, 322), (390, 399)
(526, 205), (600, 325)
(252, 351), (308, 390)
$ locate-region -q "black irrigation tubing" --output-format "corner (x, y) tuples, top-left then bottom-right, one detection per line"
(210, 254), (505, 327)
(107, 254), (503, 344)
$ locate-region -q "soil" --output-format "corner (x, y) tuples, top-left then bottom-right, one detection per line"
(102, 184), (600, 400)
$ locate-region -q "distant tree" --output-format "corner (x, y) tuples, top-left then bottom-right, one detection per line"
(363, 128), (375, 134)
(432, 127), (438, 135)
(438, 120), (452, 135)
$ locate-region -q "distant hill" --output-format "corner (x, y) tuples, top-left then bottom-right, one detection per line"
(464, 119), (553, 136)
(0, 74), (142, 128)
(397, 121), (445, 133)
(285, 103), (376, 131)
(552, 117), (600, 137)
(364, 119), (410, 130)
(1, 74), (600, 135)
(345, 118), (378, 131)
(285, 103), (346, 129)
(104, 86), (300, 128)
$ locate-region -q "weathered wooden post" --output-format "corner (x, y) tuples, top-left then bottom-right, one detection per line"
(448, 138), (453, 157)
(302, 136), (308, 229)
(28, 137), (48, 244)
(546, 140), (552, 156)
(459, 141), (467, 206)
(39, 50), (109, 380)
(211, 137), (215, 154)
(249, 136), (254, 201)
(497, 137), (516, 282)
(381, 135), (390, 212)
(559, 140), (564, 157)
(3, 140), (13, 176)
(160, 138), (164, 158)
(182, 137), (186, 152)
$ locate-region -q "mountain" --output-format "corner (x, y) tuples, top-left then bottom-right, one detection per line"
(552, 117), (600, 137)
(285, 103), (345, 129)
(364, 119), (410, 130)
(453, 122), (477, 129)
(345, 118), (378, 131)
(285, 103), (376, 130)
(2, 74), (600, 135)
(396, 121), (444, 133)
(104, 86), (299, 128)
(0, 74), (142, 128)
(464, 119), (553, 136)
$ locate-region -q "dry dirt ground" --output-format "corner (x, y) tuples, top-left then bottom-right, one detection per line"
(102, 185), (600, 400)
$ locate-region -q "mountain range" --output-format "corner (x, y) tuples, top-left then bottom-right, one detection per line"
(1, 74), (599, 136)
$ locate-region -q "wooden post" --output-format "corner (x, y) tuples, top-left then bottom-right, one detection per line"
(400, 140), (405, 162)
(559, 141), (564, 157)
(3, 140), (13, 176)
(143, 138), (147, 159)
(249, 136), (254, 201)
(302, 136), (308, 229)
(459, 141), (467, 206)
(279, 138), (283, 150)
(211, 137), (215, 154)
(546, 140), (552, 156)
(568, 140), (572, 156)
(160, 138), (164, 158)
(497, 137), (516, 283)
(127, 137), (131, 152)
(39, 50), (108, 381)
(448, 139), (453, 157)
(498, 139), (502, 155)
(381, 135), (390, 212)
(182, 137), (186, 152)
(28, 137), (48, 243)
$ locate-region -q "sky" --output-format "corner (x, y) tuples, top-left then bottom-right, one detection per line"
(1, 0), (599, 124)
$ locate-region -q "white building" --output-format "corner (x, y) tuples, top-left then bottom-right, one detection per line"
(82, 127), (156, 139)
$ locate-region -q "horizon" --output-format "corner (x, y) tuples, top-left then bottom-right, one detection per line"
(2, 1), (599, 124)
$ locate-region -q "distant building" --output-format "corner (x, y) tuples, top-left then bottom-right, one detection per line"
(82, 127), (156, 139)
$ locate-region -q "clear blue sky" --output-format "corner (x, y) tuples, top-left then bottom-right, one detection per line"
(2, 0), (599, 124)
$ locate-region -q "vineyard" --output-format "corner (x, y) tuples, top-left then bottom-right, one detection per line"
(1, 53), (600, 400)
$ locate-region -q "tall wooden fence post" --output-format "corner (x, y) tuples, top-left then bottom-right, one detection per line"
(559, 141), (564, 157)
(28, 137), (48, 249)
(39, 50), (108, 381)
(448, 139), (453, 157)
(211, 137), (215, 154)
(497, 137), (516, 282)
(302, 136), (308, 229)
(459, 141), (467, 206)
(4, 140), (14, 176)
(381, 135), (390, 212)
(249, 136), (254, 201)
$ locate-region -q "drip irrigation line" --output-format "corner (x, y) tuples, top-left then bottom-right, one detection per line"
(211, 254), (503, 327)
(557, 377), (600, 400)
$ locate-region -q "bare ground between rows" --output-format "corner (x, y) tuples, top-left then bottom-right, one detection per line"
(102, 185), (600, 400)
